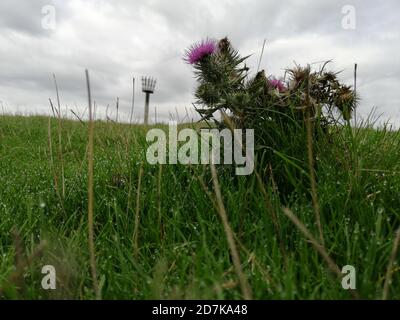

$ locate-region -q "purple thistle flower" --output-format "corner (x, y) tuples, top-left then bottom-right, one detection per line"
(185, 39), (217, 64)
(269, 78), (287, 92)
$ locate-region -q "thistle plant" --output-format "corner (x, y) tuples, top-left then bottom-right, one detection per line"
(186, 37), (357, 127)
(185, 37), (358, 193)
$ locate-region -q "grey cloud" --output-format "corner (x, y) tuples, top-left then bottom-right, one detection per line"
(0, 0), (48, 35)
(0, 0), (399, 126)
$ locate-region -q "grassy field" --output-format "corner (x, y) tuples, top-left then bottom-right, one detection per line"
(0, 114), (400, 299)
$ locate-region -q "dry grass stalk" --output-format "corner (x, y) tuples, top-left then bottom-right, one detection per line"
(382, 227), (400, 300)
(115, 97), (119, 122)
(47, 117), (59, 196)
(70, 109), (85, 125)
(48, 98), (57, 118)
(305, 72), (324, 246)
(53, 74), (65, 199)
(130, 77), (135, 124)
(157, 164), (164, 244)
(85, 69), (101, 300)
(133, 164), (144, 259)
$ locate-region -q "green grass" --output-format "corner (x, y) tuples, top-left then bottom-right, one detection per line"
(0, 114), (399, 299)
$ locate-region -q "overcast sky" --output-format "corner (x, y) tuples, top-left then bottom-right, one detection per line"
(0, 0), (399, 126)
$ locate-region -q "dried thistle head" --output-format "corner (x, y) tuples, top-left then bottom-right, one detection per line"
(218, 37), (231, 53)
(246, 70), (267, 92)
(287, 65), (311, 91)
(320, 71), (338, 83)
(333, 85), (358, 120)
